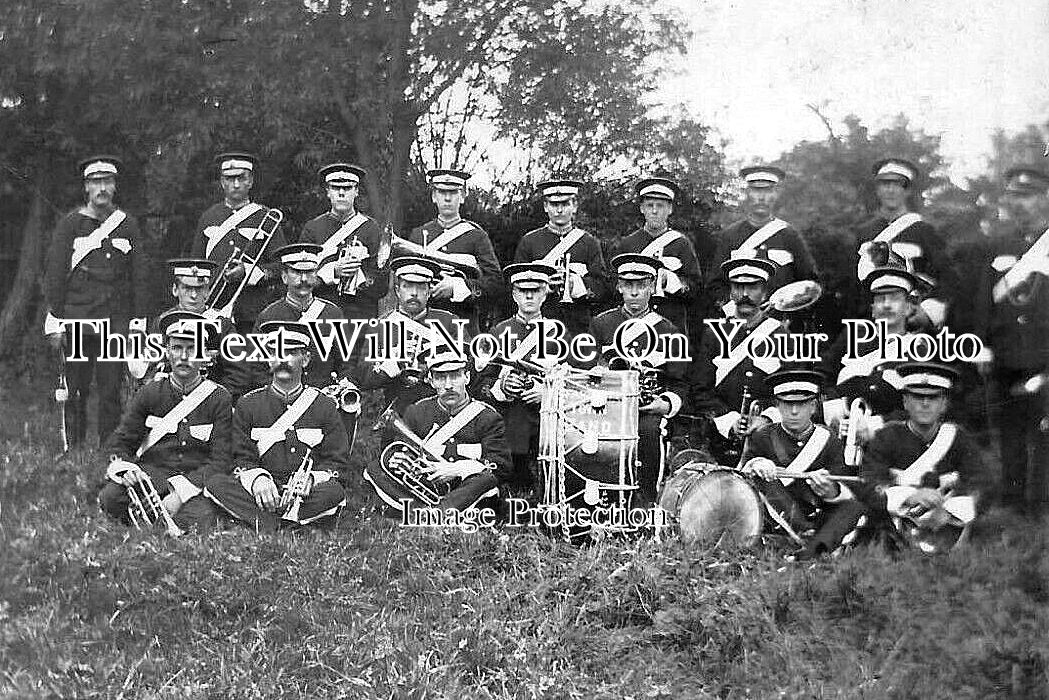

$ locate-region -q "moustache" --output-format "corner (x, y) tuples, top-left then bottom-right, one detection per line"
(274, 362), (293, 372)
(737, 296), (756, 307)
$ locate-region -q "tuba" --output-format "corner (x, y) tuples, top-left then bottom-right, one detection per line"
(842, 397), (871, 468)
(374, 406), (453, 507)
(205, 208), (284, 318)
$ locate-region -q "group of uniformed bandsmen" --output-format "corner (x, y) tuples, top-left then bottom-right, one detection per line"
(42, 150), (1049, 553)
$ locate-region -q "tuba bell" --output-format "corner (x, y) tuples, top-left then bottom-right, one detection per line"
(374, 407), (452, 507)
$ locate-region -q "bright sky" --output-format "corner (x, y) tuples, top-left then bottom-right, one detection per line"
(656, 0), (1049, 185)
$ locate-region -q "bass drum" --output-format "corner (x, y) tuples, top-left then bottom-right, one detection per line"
(659, 464), (763, 547)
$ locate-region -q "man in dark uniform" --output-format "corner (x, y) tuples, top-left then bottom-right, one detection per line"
(100, 311), (231, 531)
(406, 168), (502, 331)
(691, 250), (786, 464)
(254, 243), (351, 390)
(856, 362), (991, 552)
(742, 368), (866, 559)
(45, 155), (150, 447)
(299, 163), (388, 322)
(364, 352), (510, 513)
(514, 179), (609, 336)
(358, 256), (469, 416)
(853, 158), (958, 330)
(477, 262), (561, 491)
(707, 166), (819, 308)
(585, 253), (689, 499)
(617, 177), (704, 336)
(152, 259), (252, 401)
(205, 321), (351, 531)
(820, 266), (927, 450)
(189, 152), (287, 333)
(975, 165), (1049, 514)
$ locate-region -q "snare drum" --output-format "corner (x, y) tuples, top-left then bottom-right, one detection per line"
(659, 463), (763, 546)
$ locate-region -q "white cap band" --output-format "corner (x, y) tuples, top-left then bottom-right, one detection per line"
(876, 162), (915, 181)
(220, 159), (254, 174)
(639, 183), (675, 200)
(83, 161), (118, 178)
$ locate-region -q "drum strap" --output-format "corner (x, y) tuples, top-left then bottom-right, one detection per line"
(836, 346), (904, 389)
(714, 317), (781, 385)
(756, 489), (804, 544)
(203, 203), (264, 257)
(873, 212), (922, 244)
(422, 401), (487, 457)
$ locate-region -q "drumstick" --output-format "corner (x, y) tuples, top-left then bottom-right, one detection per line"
(766, 468), (863, 484)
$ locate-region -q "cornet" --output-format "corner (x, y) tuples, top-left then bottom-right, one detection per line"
(337, 235), (371, 295)
(560, 252), (573, 303)
(842, 397), (871, 468)
(281, 447), (314, 523)
(123, 466), (184, 538)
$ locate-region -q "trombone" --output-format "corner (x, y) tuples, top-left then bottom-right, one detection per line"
(205, 208), (284, 318)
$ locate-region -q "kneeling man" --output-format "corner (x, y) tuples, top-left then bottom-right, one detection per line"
(100, 310), (231, 532)
(205, 321), (351, 530)
(742, 368), (866, 559)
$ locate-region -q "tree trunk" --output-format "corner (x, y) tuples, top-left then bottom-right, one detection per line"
(0, 181), (50, 358)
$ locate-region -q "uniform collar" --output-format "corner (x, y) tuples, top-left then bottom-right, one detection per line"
(644, 224), (669, 238)
(269, 382), (304, 403)
(780, 422), (815, 442)
(514, 312), (543, 326)
(224, 199), (252, 211)
(169, 373), (203, 396)
(437, 215), (462, 229)
(906, 419), (941, 443)
(621, 304), (651, 319)
(437, 395), (472, 417)
(285, 293), (315, 312)
(546, 222), (575, 236)
(328, 209), (357, 222)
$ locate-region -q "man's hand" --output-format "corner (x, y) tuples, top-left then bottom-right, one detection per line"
(423, 458), (487, 484)
(905, 305), (934, 333)
(251, 475), (281, 512)
(279, 471), (313, 509)
(734, 414), (770, 437)
(337, 258), (362, 280)
(640, 397), (671, 416)
(224, 262), (247, 283)
(429, 276), (454, 300)
(742, 457), (778, 481)
(500, 373), (526, 399)
(520, 383), (543, 406)
(903, 487), (945, 516)
(47, 332), (65, 351)
(807, 469), (842, 500)
(161, 491), (183, 516)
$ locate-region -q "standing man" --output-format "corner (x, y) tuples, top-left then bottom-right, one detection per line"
(254, 243), (350, 390)
(514, 179), (609, 336)
(205, 321), (351, 531)
(300, 163), (388, 322)
(617, 177), (704, 336)
(407, 168), (502, 331)
(707, 166), (819, 308)
(975, 165), (1049, 515)
(189, 152), (287, 333)
(100, 310), (231, 532)
(358, 256), (469, 416)
(45, 155), (149, 448)
(854, 158), (957, 329)
(586, 253), (689, 500)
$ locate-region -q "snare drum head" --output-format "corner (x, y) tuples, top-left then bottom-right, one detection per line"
(675, 470), (762, 546)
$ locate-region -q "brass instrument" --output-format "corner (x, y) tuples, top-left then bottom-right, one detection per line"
(122, 464), (184, 538)
(205, 208), (284, 318)
(320, 374), (362, 415)
(560, 252), (573, 303)
(55, 352), (69, 453)
(337, 234), (371, 295)
(842, 397), (871, 468)
(727, 372), (762, 465)
(374, 406), (452, 507)
(762, 468), (863, 484)
(388, 232), (481, 278)
(281, 447), (314, 523)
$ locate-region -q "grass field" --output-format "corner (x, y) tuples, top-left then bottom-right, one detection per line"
(1, 385), (1046, 699)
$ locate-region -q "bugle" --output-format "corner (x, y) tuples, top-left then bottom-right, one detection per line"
(205, 208), (284, 318)
(842, 397), (870, 468)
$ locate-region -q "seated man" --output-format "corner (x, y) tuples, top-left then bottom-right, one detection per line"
(365, 352), (511, 513)
(741, 368), (866, 559)
(856, 362), (991, 553)
(476, 262), (560, 492)
(586, 253), (688, 501)
(100, 310), (232, 532)
(205, 321), (351, 531)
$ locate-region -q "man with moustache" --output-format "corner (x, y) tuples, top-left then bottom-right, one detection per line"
(477, 262), (561, 491)
(254, 243), (350, 391)
(300, 163), (388, 322)
(974, 165), (1049, 514)
(189, 152), (287, 333)
(514, 179), (609, 336)
(584, 253), (689, 500)
(365, 351), (510, 513)
(707, 166), (819, 308)
(742, 369), (866, 559)
(855, 362), (990, 552)
(853, 158), (957, 330)
(100, 311), (231, 531)
(691, 250), (785, 464)
(45, 155), (150, 448)
(406, 169), (502, 330)
(617, 177), (704, 335)
(151, 259), (251, 401)
(205, 321), (351, 530)
(358, 256), (469, 416)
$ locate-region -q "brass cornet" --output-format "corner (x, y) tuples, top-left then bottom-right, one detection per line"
(337, 235), (371, 296)
(281, 447), (314, 523)
(125, 469), (184, 538)
(560, 252), (573, 303)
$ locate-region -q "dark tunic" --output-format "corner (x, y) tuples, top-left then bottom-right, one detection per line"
(706, 218), (819, 303)
(408, 218), (502, 323)
(298, 210), (389, 319)
(618, 226), (705, 334)
(253, 295), (350, 390)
